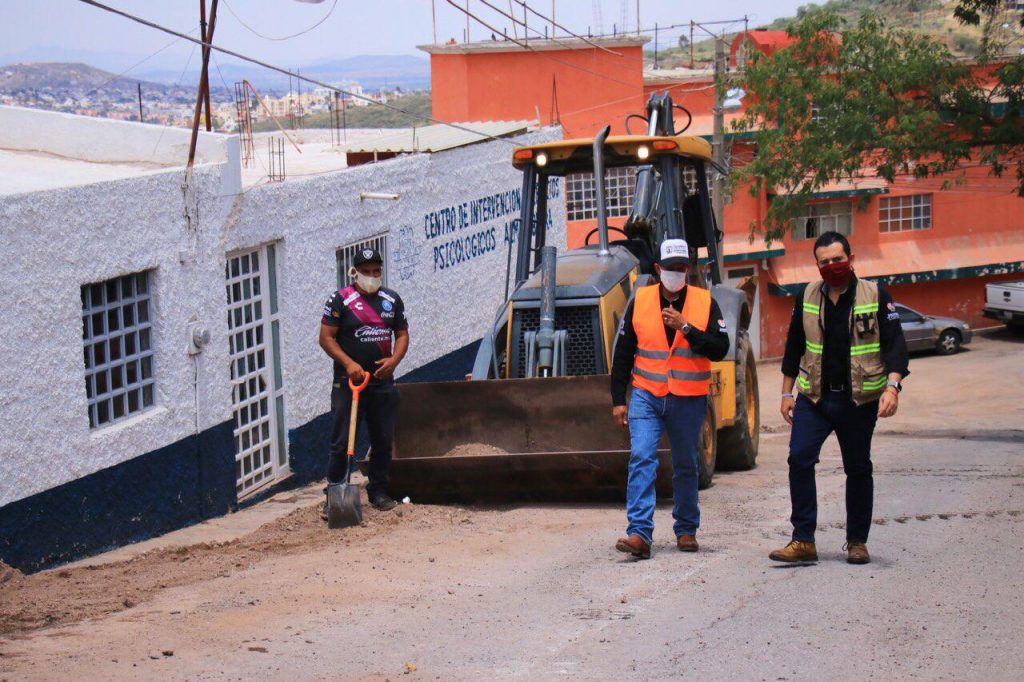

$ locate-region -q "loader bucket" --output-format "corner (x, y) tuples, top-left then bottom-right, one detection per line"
(388, 375), (673, 503)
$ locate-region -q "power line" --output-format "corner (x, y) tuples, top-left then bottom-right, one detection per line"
(151, 44), (199, 155)
(444, 0), (640, 89)
(510, 0), (622, 54)
(478, 0), (622, 57)
(76, 0), (519, 146)
(86, 27), (200, 97)
(220, 0), (339, 41)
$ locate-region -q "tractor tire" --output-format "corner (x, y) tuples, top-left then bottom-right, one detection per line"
(717, 329), (760, 471)
(698, 395), (718, 490)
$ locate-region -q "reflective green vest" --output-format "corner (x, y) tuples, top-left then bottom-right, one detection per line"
(797, 278), (888, 406)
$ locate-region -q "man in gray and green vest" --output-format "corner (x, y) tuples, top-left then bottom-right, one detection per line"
(771, 231), (909, 565)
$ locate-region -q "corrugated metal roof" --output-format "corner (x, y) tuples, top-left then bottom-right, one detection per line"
(341, 120), (537, 155)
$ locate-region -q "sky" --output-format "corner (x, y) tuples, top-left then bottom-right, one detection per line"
(1, 0), (809, 71)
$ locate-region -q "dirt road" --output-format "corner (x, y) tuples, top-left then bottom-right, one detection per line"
(2, 331), (1023, 680)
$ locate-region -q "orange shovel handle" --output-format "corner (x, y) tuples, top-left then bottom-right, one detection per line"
(346, 372), (371, 457)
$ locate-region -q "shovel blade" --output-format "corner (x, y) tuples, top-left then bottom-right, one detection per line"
(326, 482), (363, 528)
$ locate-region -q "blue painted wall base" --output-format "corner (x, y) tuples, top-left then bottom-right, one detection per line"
(0, 420), (235, 574)
(0, 341), (482, 574)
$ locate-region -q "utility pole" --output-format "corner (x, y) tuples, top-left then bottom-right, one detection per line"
(188, 0), (218, 168)
(137, 82), (144, 122)
(653, 22), (658, 68)
(711, 36), (727, 280)
(199, 0), (212, 131)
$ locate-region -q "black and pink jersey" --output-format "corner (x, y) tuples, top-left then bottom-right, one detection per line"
(322, 286), (407, 384)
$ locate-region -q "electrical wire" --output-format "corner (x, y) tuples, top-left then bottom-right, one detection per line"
(151, 44), (198, 156)
(444, 0), (640, 89)
(509, 0), (622, 54)
(75, 0), (519, 146)
(86, 27), (201, 96)
(479, 0), (625, 58)
(220, 0), (339, 41)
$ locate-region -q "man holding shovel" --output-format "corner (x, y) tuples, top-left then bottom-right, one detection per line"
(319, 248), (409, 515)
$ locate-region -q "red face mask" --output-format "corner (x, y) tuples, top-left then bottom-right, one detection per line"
(819, 260), (853, 290)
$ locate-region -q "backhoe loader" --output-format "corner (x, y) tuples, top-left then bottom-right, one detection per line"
(388, 93), (760, 502)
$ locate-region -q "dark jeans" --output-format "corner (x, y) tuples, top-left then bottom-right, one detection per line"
(325, 381), (400, 498)
(789, 392), (878, 543)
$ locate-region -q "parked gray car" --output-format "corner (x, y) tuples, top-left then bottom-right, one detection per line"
(895, 303), (972, 355)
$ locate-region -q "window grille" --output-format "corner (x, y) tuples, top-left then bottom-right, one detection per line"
(879, 194), (931, 233)
(810, 101), (823, 123)
(565, 166), (638, 221)
(681, 164), (714, 206)
(337, 234), (389, 289)
(792, 202), (853, 240)
(81, 271), (155, 428)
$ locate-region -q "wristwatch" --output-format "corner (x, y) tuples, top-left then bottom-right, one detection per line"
(886, 380), (902, 393)
(681, 322), (693, 335)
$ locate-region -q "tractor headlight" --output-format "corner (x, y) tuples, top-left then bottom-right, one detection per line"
(536, 152), (548, 167)
(636, 145), (650, 160)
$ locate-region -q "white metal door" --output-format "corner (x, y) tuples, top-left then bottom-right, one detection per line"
(226, 246), (285, 498)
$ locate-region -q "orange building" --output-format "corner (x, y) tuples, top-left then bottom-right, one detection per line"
(419, 36), (649, 139)
(420, 32), (1024, 358)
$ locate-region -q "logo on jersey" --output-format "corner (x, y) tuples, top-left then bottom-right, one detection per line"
(382, 300), (393, 311)
(355, 325), (392, 342)
(717, 318), (727, 330)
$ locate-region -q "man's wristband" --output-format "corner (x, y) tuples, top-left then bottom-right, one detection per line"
(781, 392), (796, 399)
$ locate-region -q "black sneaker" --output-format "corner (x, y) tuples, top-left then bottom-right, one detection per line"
(370, 493), (398, 511)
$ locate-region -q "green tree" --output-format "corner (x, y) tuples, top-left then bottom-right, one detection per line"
(731, 5), (1024, 242)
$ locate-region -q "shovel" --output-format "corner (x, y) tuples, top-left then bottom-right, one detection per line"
(327, 371), (371, 529)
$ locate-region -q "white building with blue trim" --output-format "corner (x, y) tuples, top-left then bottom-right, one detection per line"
(0, 106), (564, 572)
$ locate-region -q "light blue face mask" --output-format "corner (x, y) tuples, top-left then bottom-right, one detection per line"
(660, 270), (687, 293)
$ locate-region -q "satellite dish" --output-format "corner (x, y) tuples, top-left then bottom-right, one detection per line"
(678, 34), (689, 50)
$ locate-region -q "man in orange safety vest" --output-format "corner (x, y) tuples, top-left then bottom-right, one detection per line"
(609, 239), (730, 559)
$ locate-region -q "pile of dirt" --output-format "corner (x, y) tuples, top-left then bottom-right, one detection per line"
(0, 562), (24, 587)
(0, 494), (477, 637)
(441, 443), (509, 458)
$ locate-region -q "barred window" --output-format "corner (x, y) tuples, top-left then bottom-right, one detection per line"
(337, 234), (388, 288)
(565, 166), (638, 221)
(81, 271), (155, 428)
(680, 165), (714, 206)
(810, 101), (823, 123)
(879, 194), (931, 233)
(792, 202), (853, 240)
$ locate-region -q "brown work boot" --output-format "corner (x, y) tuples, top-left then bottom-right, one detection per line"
(845, 542), (870, 565)
(769, 540), (818, 563)
(615, 535), (652, 559)
(676, 535), (699, 552)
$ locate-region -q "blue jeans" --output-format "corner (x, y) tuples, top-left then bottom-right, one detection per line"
(788, 393), (878, 543)
(626, 387), (707, 544)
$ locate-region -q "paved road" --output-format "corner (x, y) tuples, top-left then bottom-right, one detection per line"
(2, 332), (1023, 681)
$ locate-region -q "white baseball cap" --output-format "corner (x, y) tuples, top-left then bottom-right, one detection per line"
(659, 238), (690, 266)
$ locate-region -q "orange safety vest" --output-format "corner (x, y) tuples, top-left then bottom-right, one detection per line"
(631, 284), (713, 397)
